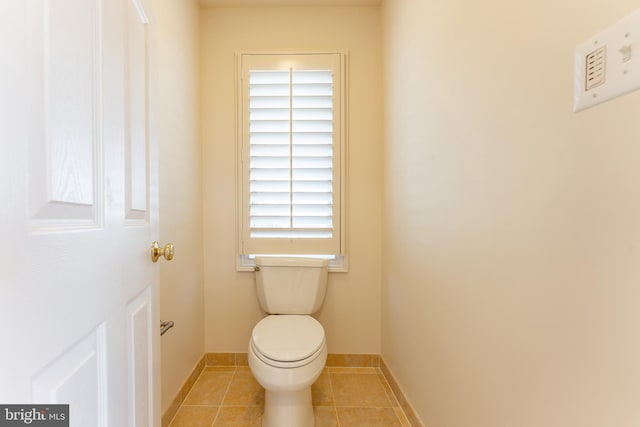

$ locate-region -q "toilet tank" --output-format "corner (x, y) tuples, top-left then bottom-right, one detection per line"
(254, 257), (329, 315)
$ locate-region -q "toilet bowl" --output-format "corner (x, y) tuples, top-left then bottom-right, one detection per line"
(248, 257), (330, 427)
(249, 315), (327, 427)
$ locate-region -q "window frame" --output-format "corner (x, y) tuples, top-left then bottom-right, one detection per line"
(235, 51), (348, 272)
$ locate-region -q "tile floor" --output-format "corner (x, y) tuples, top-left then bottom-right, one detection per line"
(168, 366), (411, 427)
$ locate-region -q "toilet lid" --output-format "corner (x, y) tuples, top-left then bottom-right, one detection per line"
(251, 315), (325, 362)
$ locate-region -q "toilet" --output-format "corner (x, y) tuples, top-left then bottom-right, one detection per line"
(248, 256), (329, 427)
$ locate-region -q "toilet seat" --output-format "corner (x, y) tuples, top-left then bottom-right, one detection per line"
(251, 315), (325, 368)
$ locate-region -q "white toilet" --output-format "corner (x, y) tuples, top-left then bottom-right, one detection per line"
(248, 256), (329, 427)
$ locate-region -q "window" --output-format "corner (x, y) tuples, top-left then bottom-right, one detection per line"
(237, 52), (346, 270)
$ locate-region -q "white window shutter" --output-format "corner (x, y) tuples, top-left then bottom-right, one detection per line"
(239, 53), (344, 255)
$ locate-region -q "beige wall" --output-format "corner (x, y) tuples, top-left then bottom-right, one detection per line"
(382, 0), (640, 426)
(157, 0), (204, 413)
(201, 6), (384, 354)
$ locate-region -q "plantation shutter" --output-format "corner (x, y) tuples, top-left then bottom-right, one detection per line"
(239, 53), (344, 255)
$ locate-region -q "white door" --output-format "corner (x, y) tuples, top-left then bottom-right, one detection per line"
(0, 1), (161, 426)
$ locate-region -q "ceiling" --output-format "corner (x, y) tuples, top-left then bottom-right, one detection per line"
(199, 0), (381, 7)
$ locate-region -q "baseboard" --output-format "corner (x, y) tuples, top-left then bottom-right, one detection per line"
(205, 352), (248, 366)
(160, 355), (205, 427)
(203, 352), (381, 368)
(162, 353), (421, 427)
(326, 353), (380, 367)
(380, 357), (425, 427)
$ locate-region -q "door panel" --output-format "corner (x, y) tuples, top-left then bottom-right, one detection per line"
(126, 0), (149, 220)
(32, 325), (108, 427)
(128, 288), (153, 427)
(27, 0), (101, 228)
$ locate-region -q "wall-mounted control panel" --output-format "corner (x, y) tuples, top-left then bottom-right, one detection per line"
(574, 9), (640, 112)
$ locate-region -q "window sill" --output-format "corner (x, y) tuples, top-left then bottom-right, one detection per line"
(237, 254), (348, 273)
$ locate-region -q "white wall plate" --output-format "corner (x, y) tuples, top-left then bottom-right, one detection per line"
(574, 9), (640, 112)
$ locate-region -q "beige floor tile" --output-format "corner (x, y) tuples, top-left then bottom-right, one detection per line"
(223, 368), (265, 406)
(331, 373), (393, 407)
(184, 370), (234, 406)
(203, 366), (237, 373)
(311, 370), (334, 406)
(170, 362), (413, 427)
(169, 405), (218, 427)
(337, 407), (403, 427)
(314, 406), (339, 427)
(213, 406), (263, 426)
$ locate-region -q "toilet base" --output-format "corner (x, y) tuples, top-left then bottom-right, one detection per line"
(262, 387), (314, 427)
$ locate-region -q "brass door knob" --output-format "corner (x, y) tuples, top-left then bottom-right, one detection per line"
(151, 242), (174, 263)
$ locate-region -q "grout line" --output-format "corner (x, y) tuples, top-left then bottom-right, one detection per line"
(214, 404), (263, 407)
(167, 368), (206, 427)
(377, 367), (401, 407)
(326, 368), (341, 427)
(164, 356), (206, 427)
(348, 406), (406, 411)
(177, 406), (220, 412)
(376, 370), (411, 425)
(210, 366), (237, 426)
(380, 359), (422, 427)
(180, 368), (205, 407)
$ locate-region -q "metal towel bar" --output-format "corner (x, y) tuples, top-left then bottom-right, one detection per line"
(160, 320), (175, 336)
